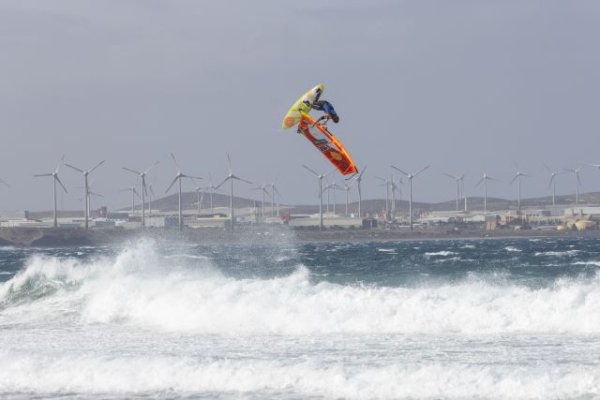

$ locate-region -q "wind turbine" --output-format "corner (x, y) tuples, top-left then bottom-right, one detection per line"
(564, 166), (583, 205)
(123, 161), (159, 228)
(201, 173), (222, 215)
(337, 181), (352, 217)
(352, 166), (367, 219)
(193, 182), (206, 216)
(444, 172), (466, 211)
(376, 175), (391, 218)
(390, 174), (402, 219)
(64, 159), (104, 230)
(302, 165), (332, 230)
(120, 185), (140, 215)
(509, 167), (531, 212)
(87, 190), (103, 220)
(34, 159), (68, 228)
(216, 154), (251, 231)
(165, 153), (202, 231)
(252, 184), (270, 220)
(267, 181), (282, 217)
(474, 172), (497, 213)
(543, 164), (560, 207)
(391, 165), (430, 230)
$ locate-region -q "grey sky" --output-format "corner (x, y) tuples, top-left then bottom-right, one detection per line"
(1, 0), (600, 212)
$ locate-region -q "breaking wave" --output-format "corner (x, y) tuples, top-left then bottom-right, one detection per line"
(2, 240), (600, 335)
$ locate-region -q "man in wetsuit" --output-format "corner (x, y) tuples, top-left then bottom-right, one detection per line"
(297, 87), (340, 134)
(311, 100), (340, 125)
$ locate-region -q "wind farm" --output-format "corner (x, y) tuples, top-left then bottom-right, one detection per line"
(3, 155), (600, 246)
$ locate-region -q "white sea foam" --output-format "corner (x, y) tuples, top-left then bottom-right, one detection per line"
(504, 246), (522, 252)
(424, 251), (456, 257)
(3, 241), (600, 335)
(573, 261), (600, 267)
(1, 352), (599, 399)
(535, 250), (580, 257)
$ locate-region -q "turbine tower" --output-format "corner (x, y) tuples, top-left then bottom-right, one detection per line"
(147, 185), (155, 222)
(123, 161), (159, 228)
(302, 165), (332, 230)
(391, 165), (430, 231)
(376, 175), (391, 218)
(338, 182), (351, 217)
(193, 183), (206, 216)
(87, 190), (103, 220)
(543, 164), (560, 207)
(64, 159), (105, 230)
(474, 172), (496, 213)
(390, 174), (402, 219)
(202, 173), (221, 215)
(34, 159), (68, 228)
(267, 181), (282, 217)
(252, 184), (270, 220)
(509, 167), (530, 212)
(165, 153), (202, 231)
(564, 167), (583, 205)
(216, 154), (251, 232)
(120, 185), (140, 215)
(444, 172), (466, 211)
(352, 166), (367, 219)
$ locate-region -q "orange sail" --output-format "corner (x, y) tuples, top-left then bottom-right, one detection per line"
(297, 112), (358, 176)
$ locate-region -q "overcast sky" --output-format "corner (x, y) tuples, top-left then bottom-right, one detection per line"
(1, 0), (600, 212)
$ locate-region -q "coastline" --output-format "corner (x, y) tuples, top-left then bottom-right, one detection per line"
(1, 226), (598, 247)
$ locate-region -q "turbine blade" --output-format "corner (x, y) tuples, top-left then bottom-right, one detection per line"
(474, 178), (484, 188)
(64, 163), (84, 174)
(509, 175), (518, 185)
(34, 173), (53, 177)
(443, 173), (456, 180)
(165, 176), (179, 193)
(55, 175), (68, 193)
(144, 160), (160, 175)
(232, 175), (252, 185)
(170, 152), (183, 173)
(122, 167), (141, 175)
(227, 154), (233, 175)
(357, 165), (367, 179)
(391, 165), (409, 177)
(215, 177), (229, 190)
(324, 169), (336, 178)
(414, 165), (430, 177)
(89, 160), (105, 174)
(302, 164), (319, 177)
(543, 163), (552, 173)
(181, 174), (203, 180)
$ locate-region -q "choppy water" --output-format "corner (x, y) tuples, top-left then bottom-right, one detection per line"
(2, 237), (600, 399)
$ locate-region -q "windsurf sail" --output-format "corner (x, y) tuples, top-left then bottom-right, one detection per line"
(281, 84), (324, 129)
(297, 112), (358, 176)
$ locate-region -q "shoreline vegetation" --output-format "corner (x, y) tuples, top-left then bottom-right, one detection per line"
(1, 226), (599, 247)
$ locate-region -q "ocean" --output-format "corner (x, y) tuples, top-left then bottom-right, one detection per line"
(1, 236), (600, 399)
